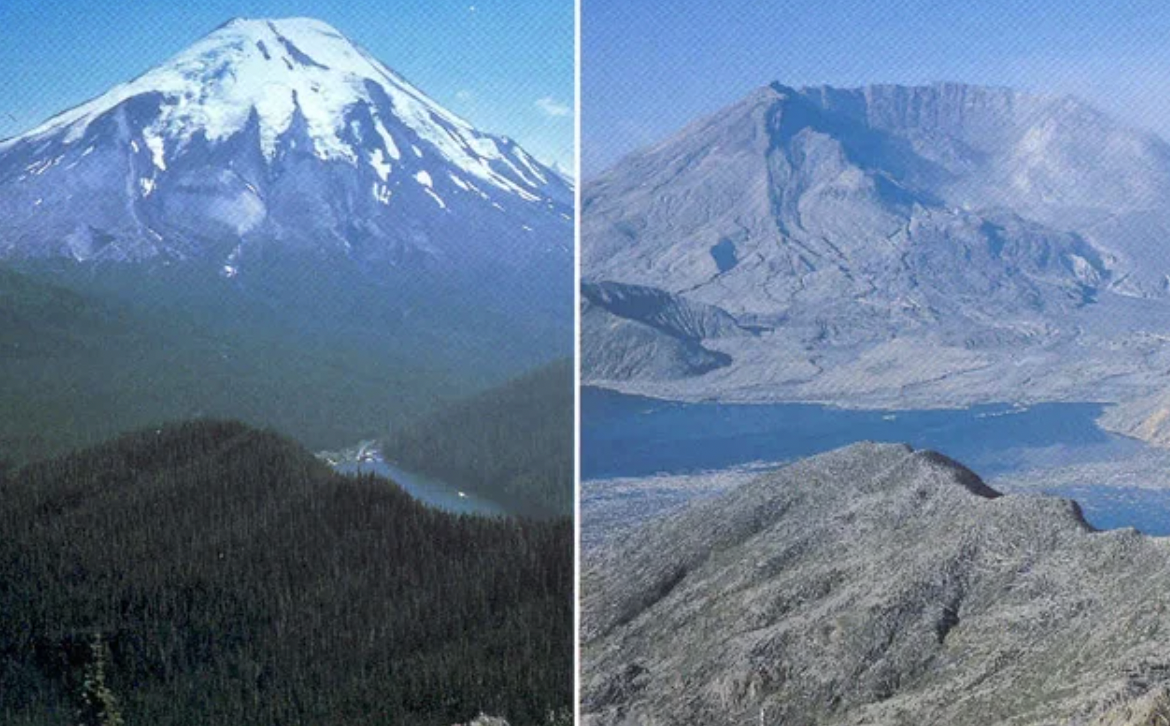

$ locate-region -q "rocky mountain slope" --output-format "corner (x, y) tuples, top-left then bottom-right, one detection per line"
(582, 82), (1170, 407)
(582, 442), (1170, 725)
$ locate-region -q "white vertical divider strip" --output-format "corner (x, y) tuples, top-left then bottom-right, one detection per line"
(573, 0), (583, 719)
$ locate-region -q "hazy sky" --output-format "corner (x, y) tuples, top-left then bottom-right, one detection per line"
(0, 0), (574, 169)
(584, 0), (1170, 177)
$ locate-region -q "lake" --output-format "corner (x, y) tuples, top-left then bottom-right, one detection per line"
(582, 387), (1170, 535)
(335, 456), (508, 517)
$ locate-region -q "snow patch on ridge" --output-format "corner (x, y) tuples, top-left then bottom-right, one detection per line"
(371, 117), (401, 160)
(373, 182), (392, 204)
(370, 148), (391, 181)
(143, 129), (167, 170)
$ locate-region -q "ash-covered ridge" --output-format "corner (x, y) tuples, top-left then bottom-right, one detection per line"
(582, 442), (1170, 726)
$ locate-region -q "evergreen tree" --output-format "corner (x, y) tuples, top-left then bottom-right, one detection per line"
(77, 634), (124, 726)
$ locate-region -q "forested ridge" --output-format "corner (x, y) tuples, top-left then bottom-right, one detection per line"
(381, 359), (573, 518)
(0, 420), (571, 725)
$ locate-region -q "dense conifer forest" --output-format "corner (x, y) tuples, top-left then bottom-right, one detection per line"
(381, 359), (573, 518)
(0, 421), (572, 725)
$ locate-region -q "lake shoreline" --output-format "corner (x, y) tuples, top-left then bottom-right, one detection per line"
(322, 443), (511, 517)
(582, 388), (1170, 536)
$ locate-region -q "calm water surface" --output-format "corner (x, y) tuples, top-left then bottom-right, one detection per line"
(582, 387), (1169, 535)
(336, 457), (508, 517)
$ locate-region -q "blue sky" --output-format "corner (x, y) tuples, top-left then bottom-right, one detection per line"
(0, 0), (574, 169)
(585, 0), (1170, 176)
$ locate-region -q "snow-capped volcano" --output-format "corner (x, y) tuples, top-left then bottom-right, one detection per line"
(0, 17), (572, 267)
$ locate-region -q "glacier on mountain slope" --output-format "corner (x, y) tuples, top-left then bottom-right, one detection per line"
(582, 82), (1170, 411)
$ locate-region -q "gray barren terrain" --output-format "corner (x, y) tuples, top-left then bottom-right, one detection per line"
(583, 83), (1170, 416)
(583, 443), (1170, 726)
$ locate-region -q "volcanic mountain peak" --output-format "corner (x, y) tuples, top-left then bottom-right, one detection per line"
(581, 79), (1170, 406)
(1, 17), (558, 199)
(0, 17), (572, 267)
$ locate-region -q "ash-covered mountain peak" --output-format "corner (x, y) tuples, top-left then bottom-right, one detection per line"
(582, 80), (1170, 407)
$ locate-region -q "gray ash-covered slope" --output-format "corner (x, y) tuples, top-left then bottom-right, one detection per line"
(1099, 390), (1170, 449)
(583, 82), (1170, 406)
(581, 281), (744, 380)
(0, 17), (572, 272)
(582, 443), (1170, 726)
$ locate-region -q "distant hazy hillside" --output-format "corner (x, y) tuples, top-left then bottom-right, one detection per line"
(0, 265), (492, 466)
(0, 421), (571, 725)
(583, 443), (1170, 725)
(381, 359), (573, 517)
